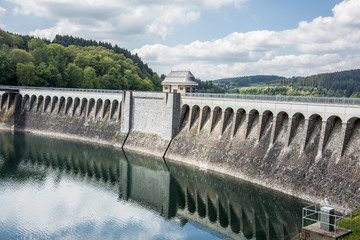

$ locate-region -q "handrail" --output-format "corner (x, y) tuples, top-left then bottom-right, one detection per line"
(0, 85), (122, 94)
(184, 93), (360, 105)
(302, 203), (353, 237)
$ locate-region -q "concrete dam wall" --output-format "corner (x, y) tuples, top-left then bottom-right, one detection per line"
(0, 88), (179, 156)
(1, 87), (360, 209)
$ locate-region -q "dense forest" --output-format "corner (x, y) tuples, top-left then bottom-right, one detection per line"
(194, 78), (225, 93)
(0, 29), (161, 91)
(214, 75), (285, 93)
(213, 70), (360, 97)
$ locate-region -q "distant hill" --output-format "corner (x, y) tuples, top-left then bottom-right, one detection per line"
(270, 69), (360, 97)
(213, 70), (360, 97)
(213, 75), (285, 93)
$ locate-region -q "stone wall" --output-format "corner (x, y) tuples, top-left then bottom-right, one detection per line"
(165, 102), (360, 209)
(121, 91), (180, 156)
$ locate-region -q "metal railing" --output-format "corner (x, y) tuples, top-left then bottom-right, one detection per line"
(184, 93), (360, 105)
(302, 203), (353, 237)
(0, 85), (122, 94)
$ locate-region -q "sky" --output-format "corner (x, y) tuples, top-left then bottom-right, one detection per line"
(0, 0), (359, 80)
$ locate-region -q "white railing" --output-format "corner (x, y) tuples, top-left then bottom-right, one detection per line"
(184, 93), (360, 105)
(302, 203), (353, 237)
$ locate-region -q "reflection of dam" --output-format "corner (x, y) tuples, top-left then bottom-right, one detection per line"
(0, 133), (304, 240)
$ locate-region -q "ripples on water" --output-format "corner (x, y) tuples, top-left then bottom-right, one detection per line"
(0, 132), (306, 239)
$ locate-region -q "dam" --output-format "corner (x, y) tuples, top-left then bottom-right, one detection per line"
(1, 85), (360, 210)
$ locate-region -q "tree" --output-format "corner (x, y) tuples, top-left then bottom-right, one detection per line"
(0, 50), (14, 84)
(9, 49), (35, 65)
(65, 63), (84, 88)
(28, 38), (48, 65)
(83, 66), (98, 89)
(16, 62), (37, 86)
(47, 64), (64, 87)
(35, 62), (50, 87)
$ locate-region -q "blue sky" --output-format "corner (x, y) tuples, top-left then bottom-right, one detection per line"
(1, 0), (359, 80)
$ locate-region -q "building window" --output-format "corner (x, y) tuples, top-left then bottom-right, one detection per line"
(164, 87), (168, 90)
(180, 87), (183, 90)
(192, 88), (195, 92)
(186, 87), (190, 92)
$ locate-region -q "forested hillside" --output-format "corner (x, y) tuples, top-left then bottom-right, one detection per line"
(213, 70), (360, 97)
(0, 29), (162, 91)
(214, 75), (285, 93)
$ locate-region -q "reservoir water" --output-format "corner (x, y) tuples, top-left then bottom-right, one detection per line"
(0, 131), (306, 239)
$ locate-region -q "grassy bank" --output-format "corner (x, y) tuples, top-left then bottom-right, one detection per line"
(338, 208), (360, 239)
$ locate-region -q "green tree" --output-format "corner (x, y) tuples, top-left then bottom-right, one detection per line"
(65, 63), (84, 88)
(0, 51), (14, 84)
(47, 64), (64, 87)
(83, 66), (98, 88)
(47, 43), (67, 78)
(35, 62), (50, 87)
(9, 49), (35, 65)
(140, 77), (154, 91)
(13, 35), (25, 49)
(28, 38), (48, 65)
(17, 62), (37, 86)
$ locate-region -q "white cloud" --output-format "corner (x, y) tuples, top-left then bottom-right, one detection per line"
(133, 0), (360, 79)
(8, 0), (246, 42)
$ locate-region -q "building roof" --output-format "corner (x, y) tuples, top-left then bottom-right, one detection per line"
(161, 70), (198, 86)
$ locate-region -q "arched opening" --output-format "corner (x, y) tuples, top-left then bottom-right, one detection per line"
(36, 95), (44, 112)
(305, 114), (323, 149)
(219, 200), (229, 228)
(197, 194), (206, 218)
(233, 108), (246, 136)
(72, 97), (80, 116)
(58, 96), (65, 114)
(88, 98), (95, 117)
(208, 197), (217, 223)
(179, 104), (190, 131)
(29, 95), (37, 111)
(230, 204), (240, 233)
(288, 113), (305, 145)
(323, 115), (342, 151)
(259, 110), (273, 140)
(199, 106), (211, 131)
(44, 96), (51, 112)
(210, 106), (222, 133)
(103, 99), (111, 118)
(246, 109), (259, 139)
(222, 107), (234, 134)
(95, 99), (103, 118)
(110, 100), (119, 120)
(272, 111), (289, 143)
(65, 97), (73, 115)
(80, 98), (88, 117)
(187, 189), (196, 214)
(189, 105), (200, 129)
(343, 117), (360, 155)
(21, 94), (30, 112)
(51, 96), (58, 114)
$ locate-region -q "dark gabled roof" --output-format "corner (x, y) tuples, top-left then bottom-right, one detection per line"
(161, 70), (198, 86)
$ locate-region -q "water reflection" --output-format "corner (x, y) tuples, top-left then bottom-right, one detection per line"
(0, 132), (305, 239)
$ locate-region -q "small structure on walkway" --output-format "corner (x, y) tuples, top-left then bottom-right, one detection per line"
(161, 70), (198, 94)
